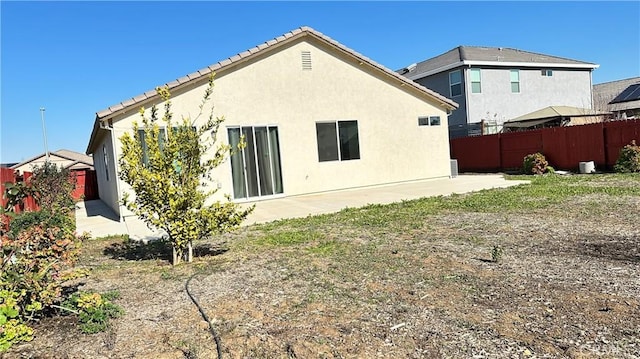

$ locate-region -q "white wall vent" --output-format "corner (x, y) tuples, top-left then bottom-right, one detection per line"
(301, 51), (312, 70)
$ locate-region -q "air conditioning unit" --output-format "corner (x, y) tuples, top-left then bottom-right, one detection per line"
(450, 159), (458, 178)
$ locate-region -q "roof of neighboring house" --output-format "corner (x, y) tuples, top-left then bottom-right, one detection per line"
(11, 149), (94, 171)
(593, 77), (640, 113)
(93, 26), (458, 124)
(400, 46), (599, 80)
(503, 106), (609, 128)
(593, 77), (640, 103)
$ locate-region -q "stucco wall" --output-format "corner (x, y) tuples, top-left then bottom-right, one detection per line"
(464, 67), (593, 124)
(92, 132), (121, 216)
(103, 37), (452, 214)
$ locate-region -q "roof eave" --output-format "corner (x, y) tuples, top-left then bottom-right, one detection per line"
(95, 26), (458, 123)
(409, 60), (599, 81)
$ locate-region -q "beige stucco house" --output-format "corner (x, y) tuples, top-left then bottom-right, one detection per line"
(86, 26), (458, 219)
(11, 149), (94, 174)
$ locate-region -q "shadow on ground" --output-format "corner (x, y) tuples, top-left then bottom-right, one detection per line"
(103, 239), (228, 262)
(579, 234), (640, 263)
(81, 200), (120, 221)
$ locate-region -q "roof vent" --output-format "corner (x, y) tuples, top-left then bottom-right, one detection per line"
(407, 63), (417, 72)
(301, 51), (312, 70)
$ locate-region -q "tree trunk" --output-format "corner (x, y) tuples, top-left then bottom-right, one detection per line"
(172, 245), (181, 266)
(187, 241), (193, 263)
(171, 242), (193, 265)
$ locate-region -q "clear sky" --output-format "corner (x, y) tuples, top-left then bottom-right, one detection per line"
(1, 1), (639, 164)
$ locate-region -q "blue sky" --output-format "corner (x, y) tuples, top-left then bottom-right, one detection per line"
(1, 1), (639, 164)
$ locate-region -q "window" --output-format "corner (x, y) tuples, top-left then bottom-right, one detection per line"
(418, 116), (441, 126)
(138, 128), (166, 166)
(510, 69), (520, 93)
(470, 68), (481, 93)
(449, 70), (462, 97)
(316, 120), (360, 162)
(541, 69), (553, 76)
(103, 144), (109, 181)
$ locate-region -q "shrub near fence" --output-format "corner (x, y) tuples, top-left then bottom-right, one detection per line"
(450, 119), (640, 172)
(0, 168), (39, 213)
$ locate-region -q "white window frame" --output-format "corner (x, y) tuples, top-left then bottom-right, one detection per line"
(510, 69), (520, 93)
(470, 68), (482, 94)
(102, 144), (109, 181)
(541, 69), (553, 76)
(418, 116), (441, 126)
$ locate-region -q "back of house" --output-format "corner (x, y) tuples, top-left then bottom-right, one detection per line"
(86, 26), (458, 219)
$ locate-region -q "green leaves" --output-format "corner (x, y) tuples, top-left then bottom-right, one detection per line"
(119, 74), (253, 264)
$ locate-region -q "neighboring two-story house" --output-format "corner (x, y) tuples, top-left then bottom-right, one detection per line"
(398, 46), (599, 138)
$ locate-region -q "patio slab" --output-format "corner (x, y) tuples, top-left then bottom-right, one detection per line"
(75, 174), (530, 240)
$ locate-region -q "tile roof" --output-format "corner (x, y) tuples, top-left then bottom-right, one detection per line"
(400, 46), (599, 80)
(95, 26), (458, 121)
(54, 149), (94, 164)
(10, 149), (93, 170)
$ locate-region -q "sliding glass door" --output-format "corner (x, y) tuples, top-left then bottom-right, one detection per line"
(228, 126), (283, 199)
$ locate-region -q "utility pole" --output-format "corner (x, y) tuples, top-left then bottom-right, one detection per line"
(40, 107), (50, 161)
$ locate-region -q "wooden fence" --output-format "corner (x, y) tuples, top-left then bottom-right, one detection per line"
(1, 167), (39, 213)
(450, 119), (640, 172)
(1, 167), (98, 213)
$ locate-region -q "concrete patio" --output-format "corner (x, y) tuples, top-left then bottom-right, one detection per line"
(75, 174), (530, 240)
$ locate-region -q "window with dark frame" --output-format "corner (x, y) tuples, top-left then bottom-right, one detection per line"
(449, 70), (462, 97)
(316, 120), (360, 162)
(138, 128), (166, 166)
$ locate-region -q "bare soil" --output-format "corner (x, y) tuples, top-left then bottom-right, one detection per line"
(5, 184), (640, 358)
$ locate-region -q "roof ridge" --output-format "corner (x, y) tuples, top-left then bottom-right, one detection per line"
(95, 26), (457, 120)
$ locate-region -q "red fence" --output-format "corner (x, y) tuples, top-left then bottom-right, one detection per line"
(1, 168), (39, 213)
(450, 119), (640, 172)
(71, 170), (99, 201)
(1, 168), (99, 213)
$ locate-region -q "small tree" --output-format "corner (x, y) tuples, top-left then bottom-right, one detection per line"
(118, 74), (253, 265)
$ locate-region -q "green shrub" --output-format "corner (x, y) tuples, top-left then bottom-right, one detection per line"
(0, 290), (34, 351)
(0, 210), (87, 352)
(63, 291), (124, 334)
(614, 140), (640, 173)
(7, 210), (75, 238)
(523, 152), (550, 175)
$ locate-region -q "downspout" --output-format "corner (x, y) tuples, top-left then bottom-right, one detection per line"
(465, 64), (471, 130)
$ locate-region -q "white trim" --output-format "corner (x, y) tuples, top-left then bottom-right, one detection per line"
(408, 60), (598, 81)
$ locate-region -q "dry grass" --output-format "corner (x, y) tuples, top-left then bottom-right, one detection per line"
(5, 174), (640, 359)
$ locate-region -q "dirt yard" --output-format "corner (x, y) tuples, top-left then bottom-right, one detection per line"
(5, 174), (640, 359)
